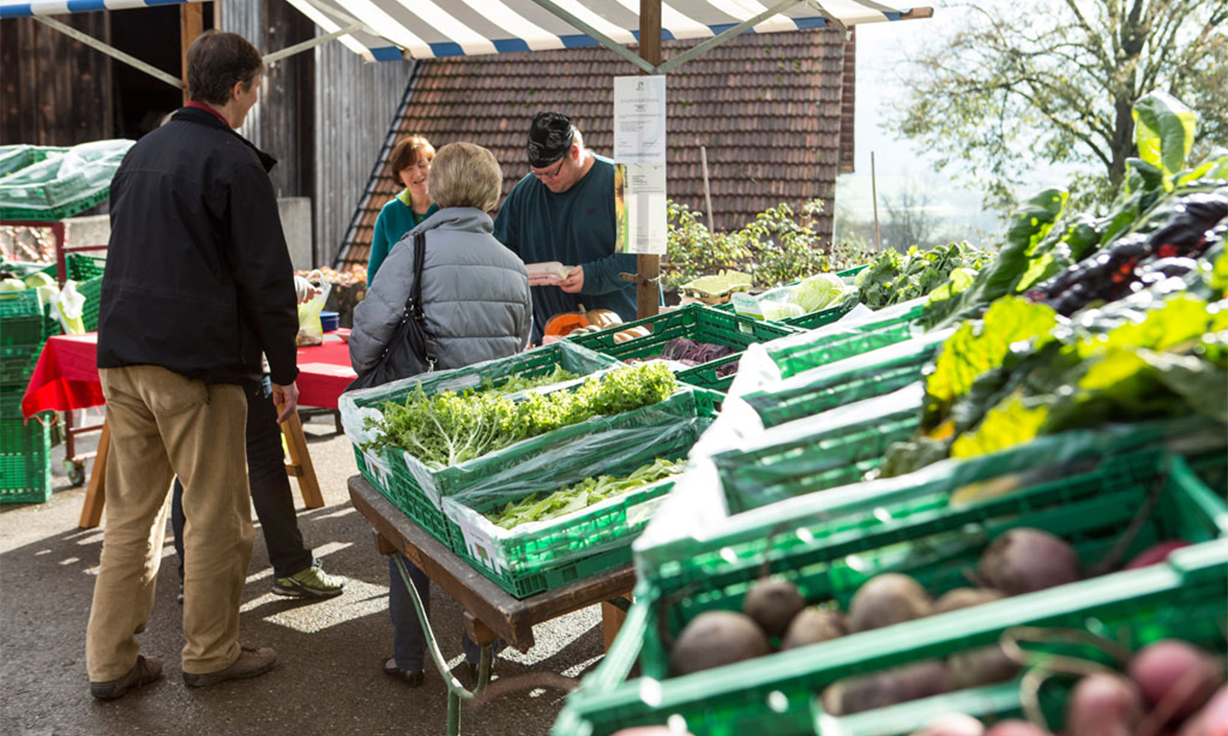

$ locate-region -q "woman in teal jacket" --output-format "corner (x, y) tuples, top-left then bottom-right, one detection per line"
(367, 135), (439, 285)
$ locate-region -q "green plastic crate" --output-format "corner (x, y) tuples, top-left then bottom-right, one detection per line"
(761, 301), (927, 381)
(0, 289), (46, 348)
(442, 398), (718, 598)
(554, 452), (1227, 736)
(742, 331), (950, 429)
(715, 388), (924, 514)
(351, 386), (721, 549)
(0, 344), (40, 388)
(567, 304), (798, 392)
(0, 389), (52, 455)
(0, 448), (52, 503)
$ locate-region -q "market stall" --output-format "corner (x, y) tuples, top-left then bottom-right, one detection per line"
(19, 330), (354, 526)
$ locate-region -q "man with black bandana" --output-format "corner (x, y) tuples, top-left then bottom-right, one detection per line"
(493, 111), (637, 342)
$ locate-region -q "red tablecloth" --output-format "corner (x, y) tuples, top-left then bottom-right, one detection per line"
(22, 331), (357, 417)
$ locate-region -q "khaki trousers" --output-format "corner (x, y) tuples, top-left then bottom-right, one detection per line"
(87, 365), (253, 681)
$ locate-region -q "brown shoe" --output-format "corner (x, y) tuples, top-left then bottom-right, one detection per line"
(182, 646), (277, 688)
(90, 655), (163, 700)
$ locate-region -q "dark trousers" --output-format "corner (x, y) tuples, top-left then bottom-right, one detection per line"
(389, 554), (481, 671)
(171, 377), (313, 581)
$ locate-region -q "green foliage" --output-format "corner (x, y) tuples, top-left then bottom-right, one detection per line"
(891, 0), (1228, 210)
(663, 199), (875, 290)
(855, 241), (990, 309)
(369, 363), (678, 469)
(485, 457), (684, 529)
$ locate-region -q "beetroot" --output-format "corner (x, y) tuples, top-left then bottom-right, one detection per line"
(947, 645), (1021, 689)
(821, 660), (949, 715)
(1065, 672), (1144, 736)
(1125, 540), (1193, 569)
(781, 607), (846, 650)
(933, 587), (1006, 614)
(978, 528), (1080, 595)
(742, 578), (806, 639)
(669, 610), (771, 676)
(1128, 639), (1222, 721)
(847, 573), (933, 633)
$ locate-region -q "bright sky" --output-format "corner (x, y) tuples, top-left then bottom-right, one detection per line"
(835, 2), (1083, 244)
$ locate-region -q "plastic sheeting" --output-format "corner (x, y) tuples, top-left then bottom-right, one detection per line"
(0, 140), (132, 215)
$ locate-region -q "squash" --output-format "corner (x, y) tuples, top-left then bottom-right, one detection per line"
(585, 308), (624, 330)
(613, 325), (651, 343)
(543, 305), (624, 338)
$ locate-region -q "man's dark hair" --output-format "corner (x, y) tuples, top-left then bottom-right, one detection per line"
(187, 31), (263, 106)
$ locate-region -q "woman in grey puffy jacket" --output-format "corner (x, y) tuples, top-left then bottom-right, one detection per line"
(350, 142), (532, 686)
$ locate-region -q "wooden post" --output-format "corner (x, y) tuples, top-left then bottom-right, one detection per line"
(700, 145), (714, 233)
(179, 3), (204, 104)
(871, 151), (881, 251)
(636, 0), (662, 320)
(78, 420), (110, 529)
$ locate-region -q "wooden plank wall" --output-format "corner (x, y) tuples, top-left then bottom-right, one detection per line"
(0, 15), (114, 145)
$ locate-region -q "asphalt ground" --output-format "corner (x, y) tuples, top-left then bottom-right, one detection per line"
(0, 410), (608, 736)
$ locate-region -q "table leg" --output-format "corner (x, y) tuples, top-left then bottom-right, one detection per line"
(77, 419), (110, 529)
(601, 595), (631, 652)
(280, 410), (324, 509)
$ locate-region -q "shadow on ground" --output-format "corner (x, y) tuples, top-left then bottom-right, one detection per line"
(1, 414), (608, 736)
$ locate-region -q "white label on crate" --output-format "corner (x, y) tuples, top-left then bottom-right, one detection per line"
(435, 374), (481, 394)
(456, 516), (506, 574)
(730, 291), (764, 320)
(361, 448), (393, 492)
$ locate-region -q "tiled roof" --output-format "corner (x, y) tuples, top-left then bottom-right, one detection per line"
(337, 28), (854, 270)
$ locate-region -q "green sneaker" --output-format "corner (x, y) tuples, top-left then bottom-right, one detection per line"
(273, 564), (347, 599)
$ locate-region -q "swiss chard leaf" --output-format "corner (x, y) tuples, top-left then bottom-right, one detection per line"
(1132, 91), (1197, 185)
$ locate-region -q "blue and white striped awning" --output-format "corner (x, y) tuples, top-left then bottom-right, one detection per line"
(0, 0), (930, 65)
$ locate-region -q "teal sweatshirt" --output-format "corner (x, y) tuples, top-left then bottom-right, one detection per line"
(492, 155), (637, 341)
(367, 190), (439, 285)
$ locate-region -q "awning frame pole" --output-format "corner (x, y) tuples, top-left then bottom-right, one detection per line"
(262, 24), (364, 64)
(655, 0), (802, 75)
(523, 0), (657, 74)
(32, 15), (183, 90)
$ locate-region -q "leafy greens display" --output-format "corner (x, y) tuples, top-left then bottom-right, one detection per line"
(368, 362), (678, 469)
(485, 458), (685, 529)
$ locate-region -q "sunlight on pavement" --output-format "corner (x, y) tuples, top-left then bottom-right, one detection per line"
(241, 578), (390, 633)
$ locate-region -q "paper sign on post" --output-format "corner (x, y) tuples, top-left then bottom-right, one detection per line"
(615, 163), (667, 255)
(614, 75), (666, 164)
(614, 75), (667, 255)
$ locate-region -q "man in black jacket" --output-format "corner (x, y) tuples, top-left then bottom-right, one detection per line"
(88, 31), (296, 700)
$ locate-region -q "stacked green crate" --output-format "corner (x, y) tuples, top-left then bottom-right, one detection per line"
(553, 448), (1227, 736)
(0, 289), (54, 503)
(567, 304), (798, 392)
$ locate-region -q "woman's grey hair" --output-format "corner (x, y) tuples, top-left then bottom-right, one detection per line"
(427, 142), (504, 211)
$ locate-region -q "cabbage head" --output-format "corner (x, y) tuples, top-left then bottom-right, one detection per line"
(791, 273), (848, 313)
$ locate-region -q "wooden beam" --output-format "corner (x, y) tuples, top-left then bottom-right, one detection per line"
(636, 0), (662, 321)
(180, 3), (204, 104)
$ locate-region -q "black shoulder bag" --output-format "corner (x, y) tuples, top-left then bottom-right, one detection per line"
(348, 232), (440, 391)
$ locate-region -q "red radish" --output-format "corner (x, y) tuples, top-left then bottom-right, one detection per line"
(978, 528), (1081, 595)
(1177, 684), (1228, 736)
(1129, 640), (1222, 721)
(910, 713), (985, 736)
(1065, 672), (1144, 736)
(1125, 540), (1193, 569)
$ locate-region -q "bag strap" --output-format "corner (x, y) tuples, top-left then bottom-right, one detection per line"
(410, 231), (440, 370)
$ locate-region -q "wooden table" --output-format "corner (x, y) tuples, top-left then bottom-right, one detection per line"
(349, 475), (634, 735)
(348, 474), (635, 652)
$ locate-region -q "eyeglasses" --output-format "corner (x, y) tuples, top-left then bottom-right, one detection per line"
(531, 157), (566, 180)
